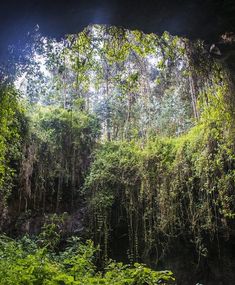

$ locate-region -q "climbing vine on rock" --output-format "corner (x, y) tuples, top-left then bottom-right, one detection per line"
(85, 64), (235, 265)
(18, 105), (100, 215)
(0, 84), (27, 230)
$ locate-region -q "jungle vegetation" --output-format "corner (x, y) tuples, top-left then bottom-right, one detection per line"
(0, 25), (235, 284)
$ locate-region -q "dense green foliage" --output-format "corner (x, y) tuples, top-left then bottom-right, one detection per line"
(0, 234), (174, 285)
(1, 25), (235, 284)
(15, 26), (197, 139)
(19, 104), (100, 213)
(0, 84), (26, 228)
(85, 68), (235, 263)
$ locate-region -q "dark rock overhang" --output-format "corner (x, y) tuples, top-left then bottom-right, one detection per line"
(0, 0), (234, 62)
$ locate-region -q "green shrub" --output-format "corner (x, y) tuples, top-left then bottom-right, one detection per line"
(0, 235), (174, 285)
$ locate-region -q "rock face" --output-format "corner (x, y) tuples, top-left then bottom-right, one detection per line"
(209, 33), (235, 91)
(148, 239), (235, 285)
(0, 0), (234, 62)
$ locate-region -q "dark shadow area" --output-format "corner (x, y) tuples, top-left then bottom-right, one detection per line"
(0, 0), (234, 61)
